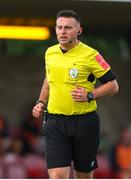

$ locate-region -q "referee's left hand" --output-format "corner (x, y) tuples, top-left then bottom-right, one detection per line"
(71, 86), (87, 102)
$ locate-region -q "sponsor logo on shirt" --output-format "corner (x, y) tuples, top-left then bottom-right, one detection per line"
(95, 54), (110, 70)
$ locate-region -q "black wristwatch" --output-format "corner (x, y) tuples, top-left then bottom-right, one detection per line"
(36, 100), (45, 106)
(87, 92), (94, 102)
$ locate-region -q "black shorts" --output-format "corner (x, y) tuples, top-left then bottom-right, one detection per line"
(43, 111), (100, 173)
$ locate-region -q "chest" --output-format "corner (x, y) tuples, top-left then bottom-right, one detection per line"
(46, 54), (91, 83)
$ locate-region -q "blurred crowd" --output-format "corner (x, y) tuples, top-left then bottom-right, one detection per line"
(94, 125), (131, 179)
(0, 111), (49, 178)
(0, 111), (131, 179)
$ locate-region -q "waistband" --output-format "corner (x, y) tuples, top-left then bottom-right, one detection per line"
(46, 111), (98, 120)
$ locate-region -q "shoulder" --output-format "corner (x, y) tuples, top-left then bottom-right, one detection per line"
(45, 44), (60, 55)
(79, 42), (98, 56)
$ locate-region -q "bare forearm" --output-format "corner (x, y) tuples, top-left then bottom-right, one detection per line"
(93, 79), (119, 100)
(32, 78), (49, 118)
(38, 78), (49, 103)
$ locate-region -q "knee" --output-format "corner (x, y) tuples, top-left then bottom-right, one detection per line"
(49, 172), (66, 179)
(48, 167), (70, 179)
(75, 170), (94, 179)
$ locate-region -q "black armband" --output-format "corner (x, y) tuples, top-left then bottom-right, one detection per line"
(98, 70), (116, 84)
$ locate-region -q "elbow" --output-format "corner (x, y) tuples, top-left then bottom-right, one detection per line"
(112, 79), (119, 94)
(114, 84), (119, 94)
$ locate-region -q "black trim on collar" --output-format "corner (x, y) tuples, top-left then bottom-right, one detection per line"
(60, 47), (68, 54)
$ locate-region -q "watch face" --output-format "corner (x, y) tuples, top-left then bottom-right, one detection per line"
(88, 93), (93, 99)
(87, 92), (94, 102)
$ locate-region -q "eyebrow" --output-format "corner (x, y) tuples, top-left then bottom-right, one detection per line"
(56, 25), (73, 28)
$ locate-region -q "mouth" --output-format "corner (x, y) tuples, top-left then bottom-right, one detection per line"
(60, 36), (68, 41)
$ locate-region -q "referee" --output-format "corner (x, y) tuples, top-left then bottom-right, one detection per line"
(32, 10), (119, 179)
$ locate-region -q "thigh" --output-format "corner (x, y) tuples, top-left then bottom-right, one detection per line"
(73, 112), (100, 172)
(43, 115), (72, 169)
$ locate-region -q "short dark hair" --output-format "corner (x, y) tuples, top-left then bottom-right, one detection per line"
(56, 10), (81, 24)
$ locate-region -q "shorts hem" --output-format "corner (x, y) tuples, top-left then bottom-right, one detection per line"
(74, 165), (98, 173)
(47, 163), (71, 169)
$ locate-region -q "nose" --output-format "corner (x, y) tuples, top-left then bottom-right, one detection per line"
(61, 27), (66, 34)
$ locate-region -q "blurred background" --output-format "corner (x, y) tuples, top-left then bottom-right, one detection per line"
(0, 0), (131, 178)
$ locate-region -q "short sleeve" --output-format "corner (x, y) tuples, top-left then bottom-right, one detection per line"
(88, 51), (111, 78)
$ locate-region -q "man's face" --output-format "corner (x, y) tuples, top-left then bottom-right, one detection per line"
(55, 17), (81, 46)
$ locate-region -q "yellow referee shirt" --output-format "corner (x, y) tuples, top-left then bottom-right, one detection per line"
(45, 42), (110, 115)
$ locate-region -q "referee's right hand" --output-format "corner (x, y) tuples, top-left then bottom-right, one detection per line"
(32, 102), (44, 119)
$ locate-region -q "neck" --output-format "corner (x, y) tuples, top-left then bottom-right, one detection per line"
(60, 39), (79, 51)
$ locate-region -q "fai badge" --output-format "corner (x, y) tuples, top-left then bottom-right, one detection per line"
(69, 68), (78, 78)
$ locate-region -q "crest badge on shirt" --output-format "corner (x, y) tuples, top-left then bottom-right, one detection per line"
(69, 68), (78, 78)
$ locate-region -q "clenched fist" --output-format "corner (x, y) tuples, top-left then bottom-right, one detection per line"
(32, 102), (44, 119)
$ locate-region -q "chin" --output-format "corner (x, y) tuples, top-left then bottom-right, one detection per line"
(58, 39), (67, 44)
(60, 41), (68, 45)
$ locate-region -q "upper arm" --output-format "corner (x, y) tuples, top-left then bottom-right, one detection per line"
(89, 52), (111, 79)
(98, 70), (116, 84)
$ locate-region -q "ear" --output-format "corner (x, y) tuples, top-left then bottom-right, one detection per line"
(77, 30), (81, 35)
(77, 27), (82, 35)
